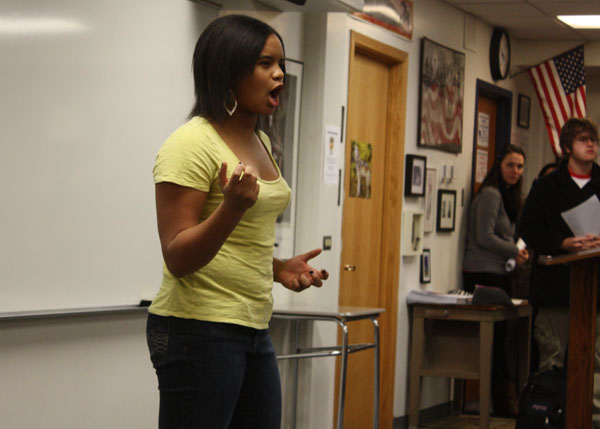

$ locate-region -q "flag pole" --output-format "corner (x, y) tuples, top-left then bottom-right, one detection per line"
(509, 43), (586, 79)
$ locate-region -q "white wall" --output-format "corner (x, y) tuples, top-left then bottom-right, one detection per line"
(0, 312), (156, 428)
(514, 40), (600, 69)
(587, 74), (600, 129)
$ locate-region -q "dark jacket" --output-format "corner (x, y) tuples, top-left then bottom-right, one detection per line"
(519, 160), (600, 308)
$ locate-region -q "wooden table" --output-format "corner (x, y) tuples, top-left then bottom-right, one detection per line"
(408, 302), (532, 429)
(539, 248), (600, 429)
(272, 304), (384, 429)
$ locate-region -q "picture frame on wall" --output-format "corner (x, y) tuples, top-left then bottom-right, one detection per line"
(420, 249), (431, 283)
(418, 38), (465, 153)
(404, 154), (427, 197)
(436, 189), (456, 232)
(517, 94), (530, 129)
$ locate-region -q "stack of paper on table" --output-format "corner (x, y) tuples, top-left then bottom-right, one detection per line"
(407, 289), (472, 305)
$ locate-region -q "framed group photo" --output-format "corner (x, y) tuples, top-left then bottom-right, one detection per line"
(436, 189), (456, 232)
(405, 154), (427, 197)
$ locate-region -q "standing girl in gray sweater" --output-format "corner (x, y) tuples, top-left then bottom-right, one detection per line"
(463, 144), (529, 417)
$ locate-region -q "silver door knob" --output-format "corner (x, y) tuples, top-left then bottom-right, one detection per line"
(343, 265), (356, 272)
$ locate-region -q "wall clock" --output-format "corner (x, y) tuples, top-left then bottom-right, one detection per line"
(490, 28), (511, 81)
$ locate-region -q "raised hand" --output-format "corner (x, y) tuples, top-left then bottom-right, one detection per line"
(275, 248), (330, 292)
(218, 161), (259, 212)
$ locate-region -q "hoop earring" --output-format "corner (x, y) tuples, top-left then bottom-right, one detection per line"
(224, 91), (237, 117)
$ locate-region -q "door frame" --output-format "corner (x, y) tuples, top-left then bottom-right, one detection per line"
(471, 79), (513, 193)
(336, 31), (408, 428)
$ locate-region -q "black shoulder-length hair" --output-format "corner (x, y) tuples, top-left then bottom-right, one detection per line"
(189, 14), (285, 123)
(479, 144), (526, 222)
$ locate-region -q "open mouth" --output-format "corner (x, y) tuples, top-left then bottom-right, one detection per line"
(269, 85), (284, 107)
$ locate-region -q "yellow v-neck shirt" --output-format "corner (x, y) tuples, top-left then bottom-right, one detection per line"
(149, 117), (290, 329)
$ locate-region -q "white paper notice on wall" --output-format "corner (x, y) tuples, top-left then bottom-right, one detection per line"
(476, 149), (488, 183)
(477, 112), (489, 148)
(323, 124), (341, 185)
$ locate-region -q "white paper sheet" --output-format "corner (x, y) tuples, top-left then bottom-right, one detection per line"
(477, 112), (489, 148)
(475, 149), (488, 183)
(560, 195), (600, 237)
(323, 125), (341, 186)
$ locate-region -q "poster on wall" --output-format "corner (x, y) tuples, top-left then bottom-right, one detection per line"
(418, 38), (465, 153)
(352, 0), (413, 40)
(350, 140), (373, 199)
(476, 149), (488, 183)
(323, 125), (341, 186)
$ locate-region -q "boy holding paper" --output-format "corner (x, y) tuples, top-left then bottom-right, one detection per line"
(520, 117), (600, 420)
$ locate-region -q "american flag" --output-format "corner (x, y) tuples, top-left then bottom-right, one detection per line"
(528, 45), (586, 157)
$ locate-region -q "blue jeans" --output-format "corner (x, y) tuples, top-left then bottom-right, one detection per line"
(146, 313), (281, 429)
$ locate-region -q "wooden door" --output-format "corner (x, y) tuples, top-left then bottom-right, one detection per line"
(335, 32), (407, 429)
(474, 94), (498, 194)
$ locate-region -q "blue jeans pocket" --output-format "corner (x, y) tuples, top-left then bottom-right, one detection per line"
(146, 314), (169, 365)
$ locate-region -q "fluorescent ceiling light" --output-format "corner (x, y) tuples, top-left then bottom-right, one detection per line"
(557, 15), (600, 29)
(0, 16), (87, 35)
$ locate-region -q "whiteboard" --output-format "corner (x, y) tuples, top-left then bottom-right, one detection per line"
(0, 0), (217, 312)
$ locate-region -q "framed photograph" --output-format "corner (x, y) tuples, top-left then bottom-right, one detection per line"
(517, 94), (530, 129)
(436, 189), (456, 232)
(420, 249), (431, 283)
(418, 38), (465, 153)
(424, 168), (437, 232)
(404, 154), (427, 197)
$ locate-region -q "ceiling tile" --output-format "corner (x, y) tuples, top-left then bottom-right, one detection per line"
(486, 16), (582, 40)
(509, 26), (584, 41)
(534, 2), (600, 15)
(442, 0), (600, 41)
(578, 29), (600, 39)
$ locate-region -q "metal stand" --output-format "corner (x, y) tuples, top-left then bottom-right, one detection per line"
(272, 305), (384, 429)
